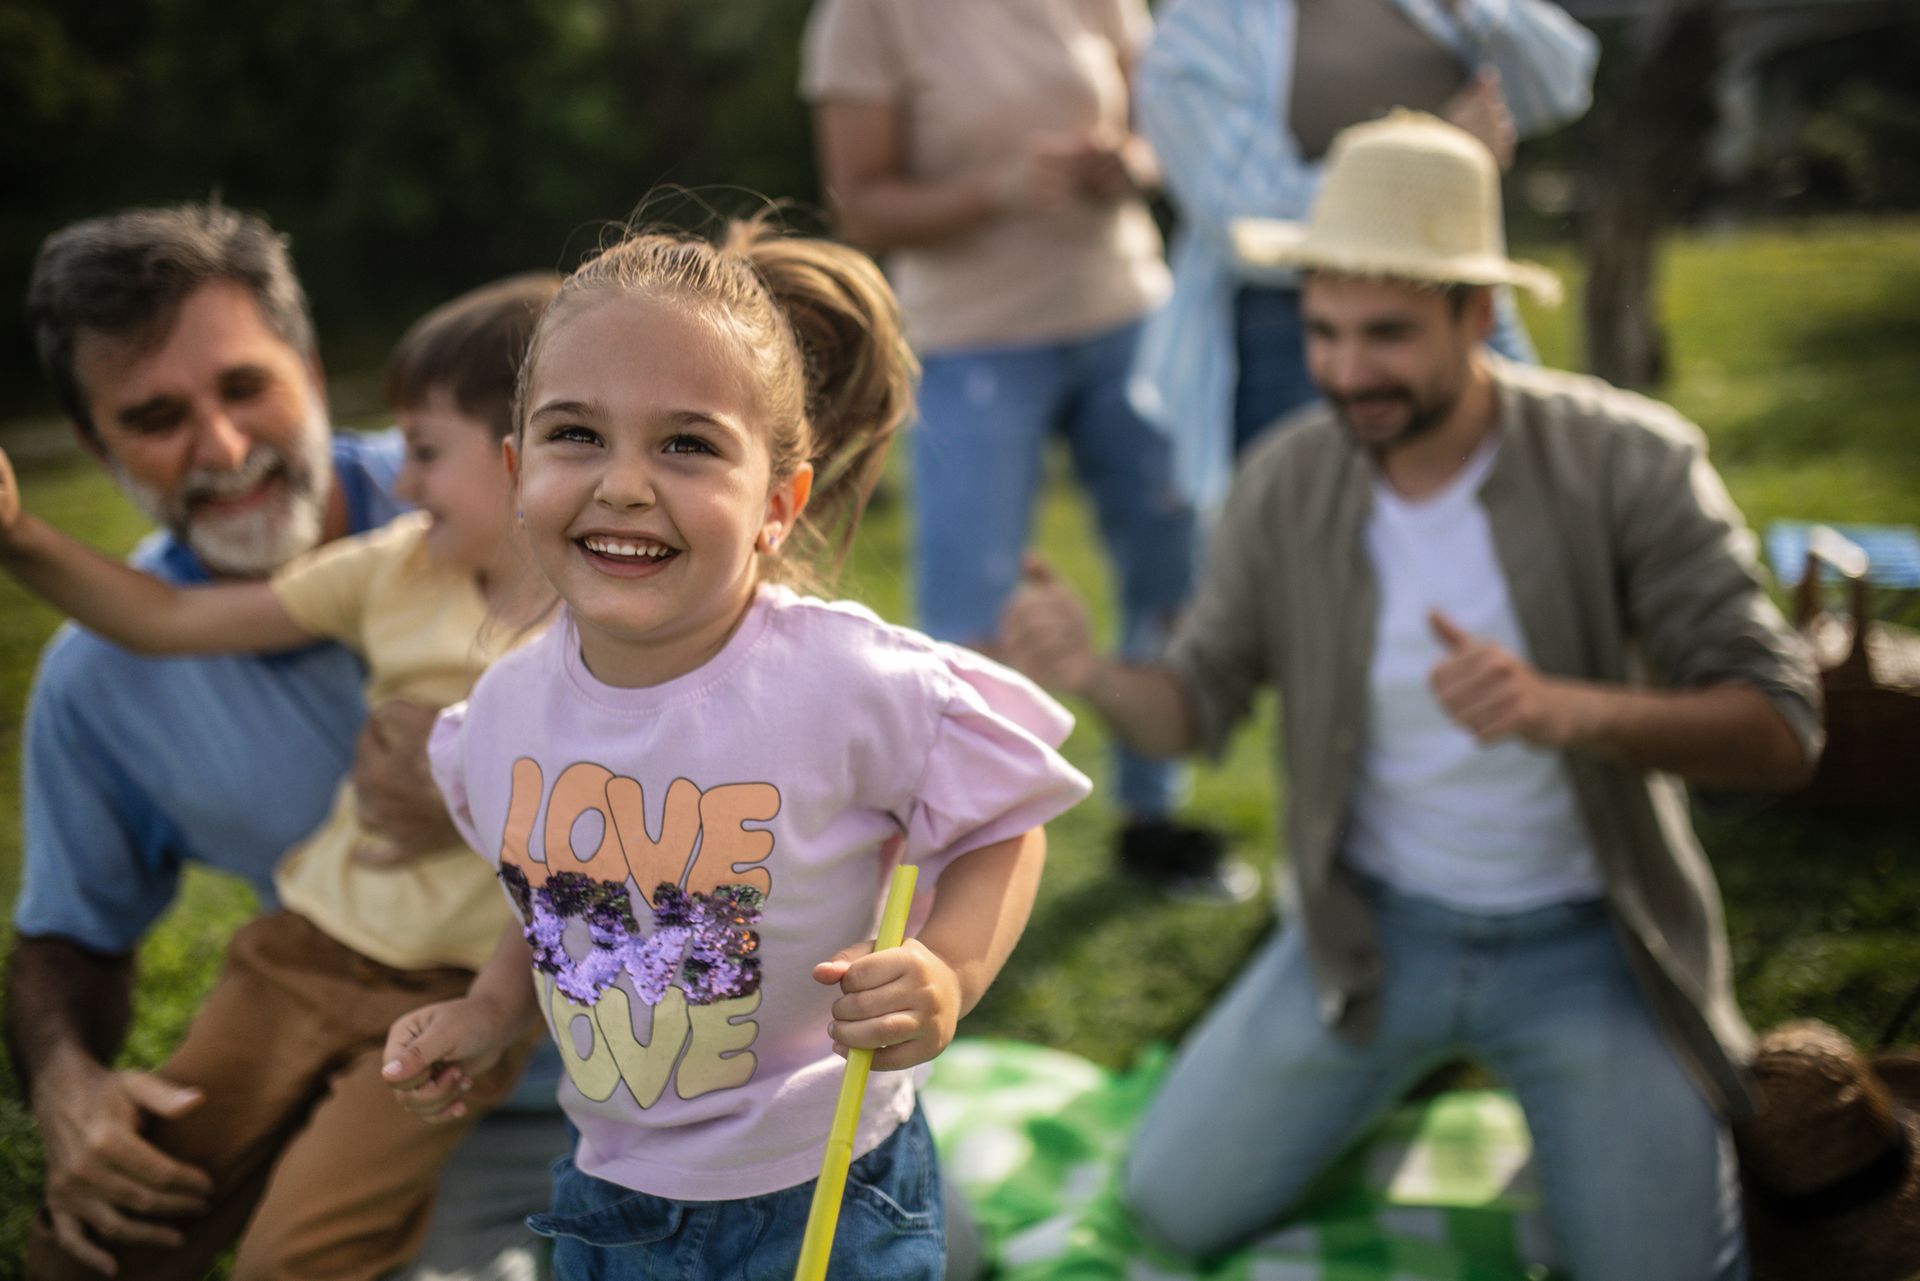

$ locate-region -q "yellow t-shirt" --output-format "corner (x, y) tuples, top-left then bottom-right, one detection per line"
(267, 511), (517, 971)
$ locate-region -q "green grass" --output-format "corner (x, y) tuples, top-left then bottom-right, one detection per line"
(4, 217), (1920, 1272)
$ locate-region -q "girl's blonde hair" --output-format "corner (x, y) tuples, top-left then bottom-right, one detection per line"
(516, 215), (917, 585)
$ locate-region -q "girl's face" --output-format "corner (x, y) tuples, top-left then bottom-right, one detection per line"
(510, 294), (810, 688)
(393, 390), (514, 573)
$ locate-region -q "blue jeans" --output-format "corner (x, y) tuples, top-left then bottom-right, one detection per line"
(914, 318), (1198, 817)
(1233, 284), (1541, 454)
(528, 1105), (944, 1281)
(1124, 886), (1746, 1280)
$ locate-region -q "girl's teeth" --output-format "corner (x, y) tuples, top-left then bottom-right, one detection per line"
(586, 538), (670, 559)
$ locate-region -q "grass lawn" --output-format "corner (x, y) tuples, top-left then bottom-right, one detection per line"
(3, 217), (1920, 1272)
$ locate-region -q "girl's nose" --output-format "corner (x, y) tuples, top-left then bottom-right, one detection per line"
(595, 453), (656, 509)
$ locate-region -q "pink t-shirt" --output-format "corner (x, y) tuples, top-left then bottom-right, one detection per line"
(429, 585), (1091, 1199)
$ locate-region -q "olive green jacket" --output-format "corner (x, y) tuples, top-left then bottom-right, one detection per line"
(1166, 359), (1822, 1116)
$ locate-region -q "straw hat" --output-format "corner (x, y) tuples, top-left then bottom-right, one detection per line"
(1232, 110), (1562, 305)
(1734, 1020), (1920, 1281)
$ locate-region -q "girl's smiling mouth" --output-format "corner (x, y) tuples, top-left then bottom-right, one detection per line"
(578, 533), (681, 576)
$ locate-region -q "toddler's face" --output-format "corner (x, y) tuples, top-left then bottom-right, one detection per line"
(394, 391), (513, 572)
(511, 294), (807, 687)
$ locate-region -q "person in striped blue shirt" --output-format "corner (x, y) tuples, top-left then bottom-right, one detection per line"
(1131, 0), (1598, 516)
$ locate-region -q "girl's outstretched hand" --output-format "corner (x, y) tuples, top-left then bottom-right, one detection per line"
(0, 445), (20, 538)
(813, 937), (963, 1072)
(381, 996), (516, 1123)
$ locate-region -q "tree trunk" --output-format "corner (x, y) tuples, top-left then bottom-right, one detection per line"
(1583, 0), (1723, 389)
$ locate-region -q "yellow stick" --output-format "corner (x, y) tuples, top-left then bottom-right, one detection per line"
(793, 863), (920, 1281)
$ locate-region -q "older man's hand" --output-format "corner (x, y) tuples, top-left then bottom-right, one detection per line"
(350, 700), (461, 864)
(36, 1062), (211, 1272)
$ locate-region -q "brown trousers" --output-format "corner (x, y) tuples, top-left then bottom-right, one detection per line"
(28, 911), (536, 1281)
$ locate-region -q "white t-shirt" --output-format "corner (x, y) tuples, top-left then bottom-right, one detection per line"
(1345, 436), (1605, 912)
(429, 586), (1090, 1199)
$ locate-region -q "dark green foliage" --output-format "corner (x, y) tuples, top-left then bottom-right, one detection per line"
(0, 0), (824, 416)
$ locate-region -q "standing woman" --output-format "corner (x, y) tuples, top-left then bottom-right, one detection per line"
(1133, 0), (1599, 514)
(802, 0), (1254, 902)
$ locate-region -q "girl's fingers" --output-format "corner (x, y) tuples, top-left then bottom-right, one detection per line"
(830, 974), (927, 1025)
(828, 1010), (928, 1052)
(810, 959), (854, 985)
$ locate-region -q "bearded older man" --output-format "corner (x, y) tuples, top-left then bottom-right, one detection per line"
(1001, 114), (1821, 1279)
(6, 204), (556, 1281)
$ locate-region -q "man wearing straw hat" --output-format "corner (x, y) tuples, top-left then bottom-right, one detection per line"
(1001, 112), (1822, 1277)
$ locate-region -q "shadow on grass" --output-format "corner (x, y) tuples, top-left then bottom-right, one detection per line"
(1784, 259), (1920, 369)
(1707, 798), (1920, 1045)
(967, 866), (1278, 1068)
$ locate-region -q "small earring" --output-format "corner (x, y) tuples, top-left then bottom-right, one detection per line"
(515, 508), (524, 521)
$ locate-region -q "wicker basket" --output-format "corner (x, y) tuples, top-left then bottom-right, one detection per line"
(1789, 530), (1920, 809)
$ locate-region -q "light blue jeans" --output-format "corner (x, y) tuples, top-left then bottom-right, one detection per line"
(1124, 885), (1747, 1280)
(527, 1105), (944, 1281)
(914, 318), (1198, 817)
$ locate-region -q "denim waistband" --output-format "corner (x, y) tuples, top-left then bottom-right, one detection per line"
(1363, 877), (1610, 944)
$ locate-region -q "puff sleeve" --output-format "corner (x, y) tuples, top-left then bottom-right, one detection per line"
(899, 645), (1092, 886)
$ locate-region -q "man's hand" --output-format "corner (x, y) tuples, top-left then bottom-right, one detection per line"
(36, 1064), (212, 1273)
(1428, 610), (1575, 746)
(350, 700), (460, 865)
(999, 556), (1101, 696)
(813, 937), (964, 1073)
(1443, 70), (1517, 171)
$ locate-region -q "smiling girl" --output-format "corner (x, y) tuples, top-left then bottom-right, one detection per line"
(0, 273), (558, 1281)
(376, 220), (1090, 1280)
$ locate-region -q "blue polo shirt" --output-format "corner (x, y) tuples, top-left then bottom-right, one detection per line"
(12, 432), (407, 953)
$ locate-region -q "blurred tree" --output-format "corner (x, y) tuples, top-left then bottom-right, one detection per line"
(1581, 0), (1722, 389)
(0, 0), (823, 416)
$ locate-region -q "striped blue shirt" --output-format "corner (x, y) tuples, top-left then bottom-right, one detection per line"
(1130, 0), (1599, 512)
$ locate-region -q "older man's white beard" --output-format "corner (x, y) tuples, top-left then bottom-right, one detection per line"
(112, 404), (335, 579)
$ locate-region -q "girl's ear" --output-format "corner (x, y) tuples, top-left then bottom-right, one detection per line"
(759, 462), (814, 552)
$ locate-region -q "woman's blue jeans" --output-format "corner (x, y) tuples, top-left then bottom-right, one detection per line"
(913, 317), (1198, 818)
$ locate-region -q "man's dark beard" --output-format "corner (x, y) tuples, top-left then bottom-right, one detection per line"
(1329, 383), (1460, 454)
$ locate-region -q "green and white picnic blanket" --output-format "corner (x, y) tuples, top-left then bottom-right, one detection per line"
(923, 1040), (1557, 1280)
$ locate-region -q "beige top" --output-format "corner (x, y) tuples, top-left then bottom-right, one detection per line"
(268, 512), (517, 971)
(1287, 0), (1466, 160)
(1167, 360), (1822, 1117)
(801, 0), (1170, 353)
